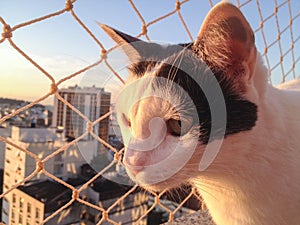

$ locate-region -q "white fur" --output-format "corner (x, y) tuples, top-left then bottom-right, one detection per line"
(116, 75), (200, 186)
(193, 55), (300, 225)
(117, 54), (300, 225)
(111, 2), (300, 224)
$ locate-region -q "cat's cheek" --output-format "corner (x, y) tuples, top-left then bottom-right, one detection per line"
(245, 81), (260, 104)
(118, 126), (131, 146)
(124, 166), (140, 182)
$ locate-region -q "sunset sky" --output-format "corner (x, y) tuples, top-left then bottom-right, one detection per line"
(0, 0), (299, 105)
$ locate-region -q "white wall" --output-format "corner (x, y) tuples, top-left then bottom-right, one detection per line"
(0, 127), (10, 169)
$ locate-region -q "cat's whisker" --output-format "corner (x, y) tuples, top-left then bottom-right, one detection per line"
(174, 173), (233, 193)
(166, 48), (182, 81)
(193, 179), (234, 193)
(166, 48), (186, 94)
(171, 49), (186, 84)
(187, 183), (218, 201)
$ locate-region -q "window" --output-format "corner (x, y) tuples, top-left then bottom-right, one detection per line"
(5, 171), (10, 177)
(35, 208), (40, 219)
(19, 197), (24, 210)
(26, 219), (30, 225)
(27, 202), (31, 214)
(17, 152), (23, 161)
(12, 193), (16, 203)
(11, 210), (15, 223)
(19, 213), (23, 224)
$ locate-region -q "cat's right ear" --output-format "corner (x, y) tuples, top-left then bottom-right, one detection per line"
(193, 2), (257, 91)
(99, 24), (147, 62)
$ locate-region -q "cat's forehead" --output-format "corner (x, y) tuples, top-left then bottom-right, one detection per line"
(116, 71), (197, 120)
(116, 76), (171, 117)
(120, 51), (212, 110)
(117, 76), (154, 112)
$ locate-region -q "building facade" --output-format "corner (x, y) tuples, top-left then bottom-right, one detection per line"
(0, 126), (10, 169)
(2, 174), (148, 225)
(1, 126), (93, 224)
(4, 187), (44, 225)
(52, 86), (111, 145)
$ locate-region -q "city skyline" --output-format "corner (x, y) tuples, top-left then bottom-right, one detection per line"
(1, 0), (299, 105)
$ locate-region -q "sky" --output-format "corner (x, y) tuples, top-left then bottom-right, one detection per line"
(0, 0), (299, 105)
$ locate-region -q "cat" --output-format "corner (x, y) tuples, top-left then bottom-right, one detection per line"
(100, 2), (300, 225)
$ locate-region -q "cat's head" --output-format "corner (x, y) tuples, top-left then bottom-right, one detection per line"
(101, 2), (265, 191)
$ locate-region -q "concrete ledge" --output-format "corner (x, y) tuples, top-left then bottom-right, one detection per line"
(163, 210), (215, 225)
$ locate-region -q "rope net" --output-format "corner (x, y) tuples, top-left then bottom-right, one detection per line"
(0, 0), (299, 224)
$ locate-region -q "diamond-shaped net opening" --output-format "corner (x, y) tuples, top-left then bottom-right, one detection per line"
(0, 0), (299, 224)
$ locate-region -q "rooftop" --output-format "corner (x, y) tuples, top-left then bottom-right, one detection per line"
(11, 126), (61, 143)
(59, 85), (111, 95)
(81, 163), (132, 201)
(90, 176), (132, 201)
(18, 179), (81, 213)
(18, 174), (133, 213)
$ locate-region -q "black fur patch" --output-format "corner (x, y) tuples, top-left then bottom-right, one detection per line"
(152, 52), (257, 144)
(128, 43), (257, 144)
(128, 43), (193, 77)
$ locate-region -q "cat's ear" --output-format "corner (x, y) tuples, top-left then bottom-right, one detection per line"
(99, 24), (147, 62)
(194, 2), (257, 84)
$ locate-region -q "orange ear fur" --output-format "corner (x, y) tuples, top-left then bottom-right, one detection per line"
(194, 2), (257, 84)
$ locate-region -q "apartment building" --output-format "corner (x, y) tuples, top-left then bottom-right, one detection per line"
(1, 126), (94, 224)
(0, 126), (10, 169)
(52, 86), (111, 143)
(3, 173), (148, 225)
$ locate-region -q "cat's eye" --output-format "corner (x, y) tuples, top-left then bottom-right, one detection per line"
(121, 113), (131, 127)
(167, 119), (182, 136)
(167, 118), (192, 136)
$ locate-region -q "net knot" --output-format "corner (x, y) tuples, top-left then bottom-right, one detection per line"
(72, 190), (79, 199)
(114, 152), (121, 162)
(141, 25), (147, 35)
(65, 0), (73, 11)
(86, 122), (93, 133)
(175, 1), (181, 10)
(154, 195), (159, 204)
(36, 161), (44, 172)
(50, 83), (58, 94)
(101, 49), (107, 60)
(2, 24), (12, 39)
(103, 211), (108, 220)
